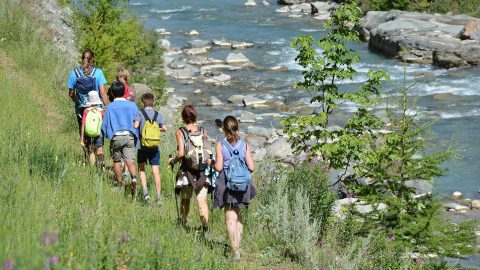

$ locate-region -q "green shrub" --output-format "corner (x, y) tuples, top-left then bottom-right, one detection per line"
(73, 0), (167, 102)
(256, 174), (321, 268)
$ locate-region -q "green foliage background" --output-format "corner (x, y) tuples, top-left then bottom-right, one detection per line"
(73, 0), (167, 103)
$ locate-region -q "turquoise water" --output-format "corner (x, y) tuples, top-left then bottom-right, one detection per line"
(130, 0), (480, 197)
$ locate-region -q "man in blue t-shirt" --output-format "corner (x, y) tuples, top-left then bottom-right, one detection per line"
(101, 81), (139, 194)
(67, 49), (108, 136)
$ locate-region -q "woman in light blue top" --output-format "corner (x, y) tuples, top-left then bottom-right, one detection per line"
(213, 116), (256, 261)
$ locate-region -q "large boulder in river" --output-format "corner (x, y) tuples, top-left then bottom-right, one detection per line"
(362, 10), (480, 68)
(277, 0), (316, 4)
(226, 53), (250, 64)
(267, 137), (294, 162)
(131, 83), (151, 98)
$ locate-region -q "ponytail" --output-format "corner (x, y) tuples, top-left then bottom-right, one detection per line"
(222, 116), (240, 144)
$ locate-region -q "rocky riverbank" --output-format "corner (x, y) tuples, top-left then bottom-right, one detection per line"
(358, 10), (480, 68)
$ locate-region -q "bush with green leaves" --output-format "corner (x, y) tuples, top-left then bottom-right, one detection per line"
(282, 0), (475, 258)
(281, 1), (389, 187)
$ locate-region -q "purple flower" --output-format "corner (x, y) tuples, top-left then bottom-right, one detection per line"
(3, 259), (13, 270)
(389, 236), (396, 241)
(49, 256), (58, 266)
(43, 231), (59, 246)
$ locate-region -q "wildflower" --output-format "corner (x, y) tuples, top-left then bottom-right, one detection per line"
(389, 235), (396, 241)
(43, 231), (59, 246)
(49, 256), (58, 266)
(2, 259), (13, 270)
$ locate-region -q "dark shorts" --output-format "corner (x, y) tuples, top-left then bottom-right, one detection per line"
(137, 148), (160, 165)
(85, 136), (104, 149)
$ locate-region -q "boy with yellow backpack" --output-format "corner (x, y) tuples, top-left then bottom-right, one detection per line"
(134, 93), (168, 204)
(81, 91), (105, 169)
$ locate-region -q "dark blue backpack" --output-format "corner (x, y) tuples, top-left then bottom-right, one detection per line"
(222, 138), (251, 192)
(74, 67), (97, 107)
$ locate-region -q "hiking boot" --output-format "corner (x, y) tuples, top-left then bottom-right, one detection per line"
(144, 194), (150, 203)
(156, 195), (163, 207)
(233, 251), (241, 261)
(130, 178), (137, 197)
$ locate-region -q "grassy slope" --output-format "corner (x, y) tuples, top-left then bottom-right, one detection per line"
(0, 2), (281, 269)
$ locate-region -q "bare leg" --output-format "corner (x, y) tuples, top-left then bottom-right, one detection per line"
(196, 195), (209, 227)
(235, 209), (243, 251)
(113, 162), (123, 183)
(96, 147), (104, 169)
(138, 163), (147, 195)
(181, 199), (190, 225)
(124, 160), (136, 178)
(152, 165), (161, 195)
(225, 208), (240, 253)
(88, 151), (96, 165)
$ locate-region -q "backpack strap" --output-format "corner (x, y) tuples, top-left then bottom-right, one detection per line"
(74, 67), (82, 78)
(141, 109), (151, 122)
(152, 111), (159, 123)
(90, 67), (96, 76)
(222, 138), (238, 156)
(179, 127), (189, 150)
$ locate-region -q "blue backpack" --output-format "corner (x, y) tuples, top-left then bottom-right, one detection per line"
(74, 67), (97, 107)
(222, 138), (251, 192)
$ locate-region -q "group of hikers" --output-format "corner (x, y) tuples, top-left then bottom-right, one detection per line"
(67, 49), (256, 260)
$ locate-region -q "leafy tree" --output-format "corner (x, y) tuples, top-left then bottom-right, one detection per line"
(281, 1), (389, 187)
(283, 1), (474, 256)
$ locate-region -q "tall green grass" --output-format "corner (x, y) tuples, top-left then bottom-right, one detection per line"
(0, 1), (232, 269)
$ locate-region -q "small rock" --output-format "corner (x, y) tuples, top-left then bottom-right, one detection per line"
(193, 89), (202, 94)
(157, 39), (170, 49)
(244, 0), (257, 7)
(226, 53), (250, 64)
(154, 28), (171, 35)
(183, 47), (209, 55)
(204, 73), (231, 86)
(188, 30), (199, 36)
(245, 134), (268, 150)
(206, 96), (223, 106)
(227, 95), (245, 104)
(131, 83), (152, 98)
(243, 96), (266, 106)
(231, 41), (254, 50)
(471, 200), (480, 209)
(262, 0), (270, 6)
(452, 191), (463, 199)
(475, 231), (480, 237)
(247, 126), (272, 139)
(185, 39), (211, 49)
(212, 39), (232, 47)
(445, 203), (469, 211)
(267, 137), (293, 162)
(275, 7), (289, 13)
(234, 110), (257, 123)
(270, 65), (288, 72)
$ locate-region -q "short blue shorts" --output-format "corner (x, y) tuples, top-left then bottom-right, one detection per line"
(85, 136), (104, 149)
(137, 148), (160, 165)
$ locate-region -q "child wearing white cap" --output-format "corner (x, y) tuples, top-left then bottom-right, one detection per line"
(81, 91), (105, 168)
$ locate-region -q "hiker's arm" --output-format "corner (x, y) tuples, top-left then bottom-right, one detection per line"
(68, 89), (75, 102)
(169, 129), (184, 165)
(160, 125), (168, 132)
(99, 84), (109, 106)
(134, 120), (140, 129)
(245, 143), (255, 172)
(214, 141), (223, 172)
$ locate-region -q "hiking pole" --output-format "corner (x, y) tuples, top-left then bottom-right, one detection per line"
(169, 154), (180, 224)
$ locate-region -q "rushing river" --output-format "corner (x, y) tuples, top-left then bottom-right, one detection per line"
(129, 0), (480, 198)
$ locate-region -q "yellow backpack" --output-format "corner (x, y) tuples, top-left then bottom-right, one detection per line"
(141, 110), (160, 148)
